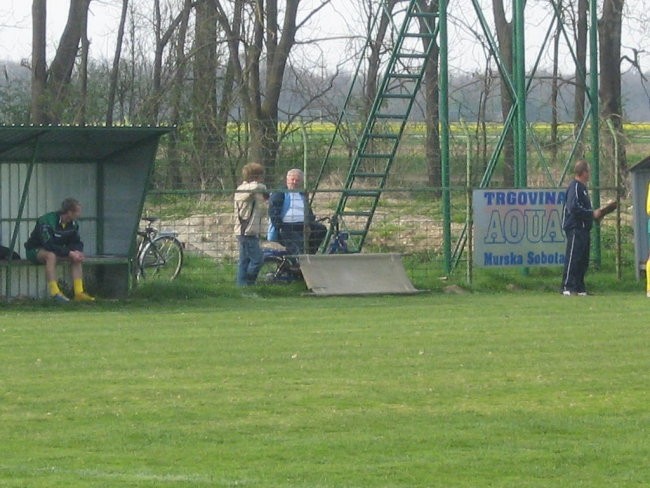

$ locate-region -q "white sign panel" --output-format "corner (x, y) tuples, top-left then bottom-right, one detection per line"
(473, 189), (566, 267)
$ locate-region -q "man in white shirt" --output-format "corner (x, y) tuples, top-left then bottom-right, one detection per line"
(268, 169), (324, 254)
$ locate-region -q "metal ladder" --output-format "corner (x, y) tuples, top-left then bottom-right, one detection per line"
(320, 0), (438, 253)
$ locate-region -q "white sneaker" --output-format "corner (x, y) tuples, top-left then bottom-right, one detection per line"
(52, 293), (70, 303)
(646, 291), (650, 298)
(577, 292), (588, 296)
(562, 290), (572, 296)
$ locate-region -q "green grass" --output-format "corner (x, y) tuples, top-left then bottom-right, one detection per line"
(1, 290), (648, 487)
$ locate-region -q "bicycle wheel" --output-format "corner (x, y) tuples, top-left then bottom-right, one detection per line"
(258, 255), (283, 283)
(138, 235), (183, 281)
(259, 255), (302, 283)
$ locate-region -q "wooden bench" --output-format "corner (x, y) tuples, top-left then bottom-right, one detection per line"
(1, 254), (131, 299)
(0, 255), (130, 267)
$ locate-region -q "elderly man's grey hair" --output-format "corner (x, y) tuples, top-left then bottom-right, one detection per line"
(287, 168), (304, 178)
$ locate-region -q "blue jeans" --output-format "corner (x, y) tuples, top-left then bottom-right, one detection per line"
(237, 235), (263, 286)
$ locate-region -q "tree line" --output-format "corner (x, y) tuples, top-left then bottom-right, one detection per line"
(0, 0), (644, 191)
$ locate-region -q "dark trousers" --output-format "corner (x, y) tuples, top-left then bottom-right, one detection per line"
(279, 222), (327, 255)
(562, 227), (590, 293)
(279, 223), (307, 255)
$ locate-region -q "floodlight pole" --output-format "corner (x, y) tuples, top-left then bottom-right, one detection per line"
(514, 0), (527, 188)
(440, 0), (451, 274)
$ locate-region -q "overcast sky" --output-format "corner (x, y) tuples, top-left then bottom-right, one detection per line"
(0, 0), (355, 63)
(1, 0), (648, 77)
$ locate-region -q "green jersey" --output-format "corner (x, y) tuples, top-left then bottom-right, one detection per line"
(24, 211), (83, 257)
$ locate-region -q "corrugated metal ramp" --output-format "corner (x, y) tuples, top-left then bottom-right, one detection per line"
(298, 253), (419, 296)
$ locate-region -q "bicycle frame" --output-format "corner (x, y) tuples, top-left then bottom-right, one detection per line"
(325, 215), (348, 254)
(134, 221), (158, 270)
(134, 218), (183, 281)
(261, 215), (349, 283)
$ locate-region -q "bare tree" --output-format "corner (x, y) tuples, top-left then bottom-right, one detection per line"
(143, 0), (191, 123)
(418, 0), (441, 192)
(192, 0), (219, 190)
(550, 1), (563, 164)
(212, 0), (331, 176)
(324, 0), (398, 161)
(216, 3), (242, 189)
(106, 0), (129, 126)
(76, 4), (90, 125)
(573, 0), (588, 151)
(475, 65), (494, 181)
(167, 0), (193, 188)
(44, 0), (91, 123)
(492, 0), (515, 187)
(30, 0), (91, 124)
(363, 0), (399, 119)
(599, 0), (627, 177)
(30, 0), (47, 124)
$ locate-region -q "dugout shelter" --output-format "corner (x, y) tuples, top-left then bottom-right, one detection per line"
(0, 125), (173, 299)
(630, 156), (650, 280)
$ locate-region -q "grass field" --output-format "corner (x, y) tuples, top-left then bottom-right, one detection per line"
(1, 289), (648, 487)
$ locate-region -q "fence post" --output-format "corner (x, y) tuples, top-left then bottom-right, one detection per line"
(605, 118), (622, 280)
(460, 121), (473, 285)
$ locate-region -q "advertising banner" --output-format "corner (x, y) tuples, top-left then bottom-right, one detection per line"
(473, 189), (566, 267)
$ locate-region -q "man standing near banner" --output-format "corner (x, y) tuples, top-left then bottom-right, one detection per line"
(561, 160), (603, 296)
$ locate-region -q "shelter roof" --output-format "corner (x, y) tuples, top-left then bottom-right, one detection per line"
(629, 155), (650, 173)
(0, 125), (173, 164)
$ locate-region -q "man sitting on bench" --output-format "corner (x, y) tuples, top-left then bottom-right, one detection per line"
(24, 197), (95, 303)
(269, 168), (326, 255)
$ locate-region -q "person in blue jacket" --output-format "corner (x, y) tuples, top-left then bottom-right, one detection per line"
(561, 160), (603, 296)
(268, 168), (325, 255)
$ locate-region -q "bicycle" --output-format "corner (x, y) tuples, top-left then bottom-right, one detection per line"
(134, 216), (184, 281)
(260, 215), (348, 283)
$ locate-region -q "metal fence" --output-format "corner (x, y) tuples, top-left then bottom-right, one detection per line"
(141, 121), (643, 288)
(142, 183), (629, 290)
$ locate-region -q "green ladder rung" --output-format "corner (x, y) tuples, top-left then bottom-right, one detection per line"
(388, 73), (421, 80)
(375, 113), (408, 119)
(340, 210), (373, 217)
(343, 189), (381, 197)
(359, 153), (393, 159)
(402, 32), (436, 40)
(381, 93), (414, 100)
(367, 133), (399, 139)
(395, 52), (428, 59)
(324, 0), (437, 255)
